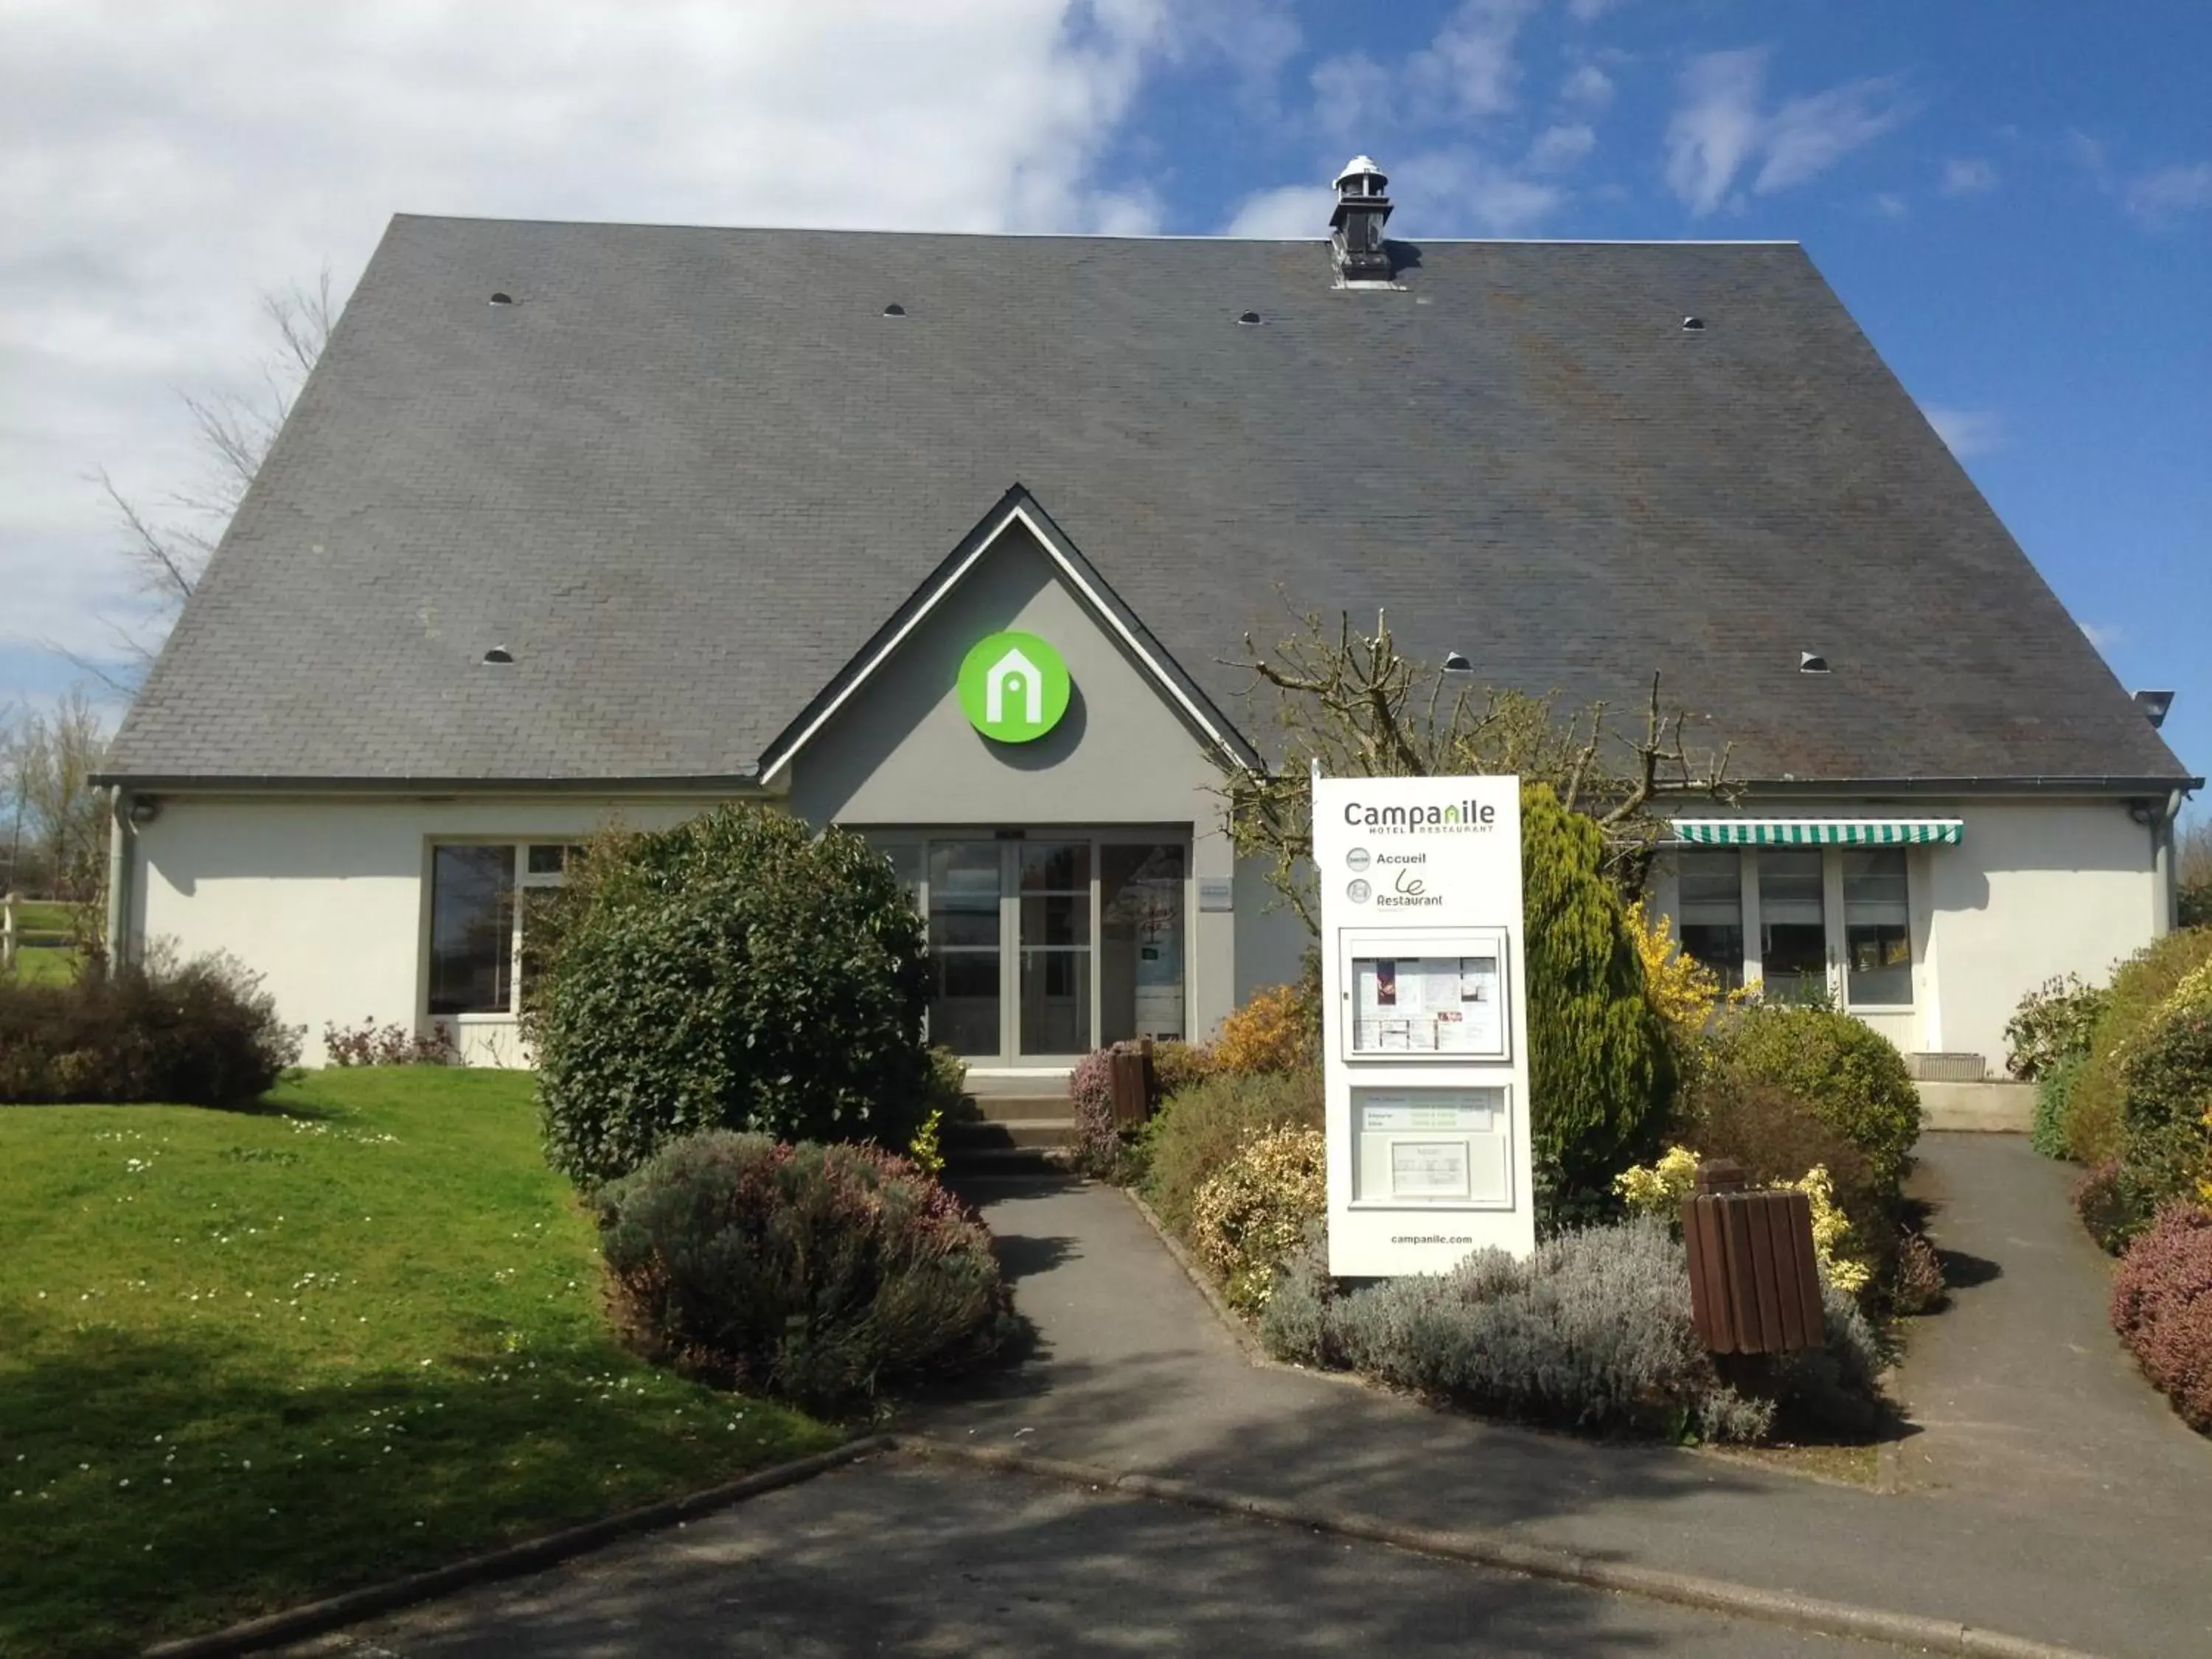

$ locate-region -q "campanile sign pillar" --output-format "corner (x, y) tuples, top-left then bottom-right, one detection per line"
(1313, 773), (1536, 1276)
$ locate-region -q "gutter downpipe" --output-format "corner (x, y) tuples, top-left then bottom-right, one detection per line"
(2155, 787), (2186, 935)
(104, 786), (131, 973)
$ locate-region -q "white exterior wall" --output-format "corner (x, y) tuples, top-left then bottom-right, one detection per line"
(1657, 796), (2164, 1074)
(1919, 799), (2165, 1064)
(128, 794), (734, 1067)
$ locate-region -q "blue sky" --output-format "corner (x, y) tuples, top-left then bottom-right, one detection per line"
(4, 0), (2205, 797)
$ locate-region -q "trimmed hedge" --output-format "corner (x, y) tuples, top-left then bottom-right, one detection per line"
(1701, 1004), (1922, 1195)
(2115, 996), (2212, 1212)
(596, 1130), (1009, 1410)
(2110, 1203), (2212, 1433)
(2031, 1054), (2084, 1160)
(2063, 928), (2212, 1166)
(0, 953), (299, 1106)
(532, 806), (932, 1186)
(1138, 1068), (1323, 1244)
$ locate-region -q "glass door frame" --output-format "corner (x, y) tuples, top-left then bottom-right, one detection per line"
(863, 826), (1192, 1071)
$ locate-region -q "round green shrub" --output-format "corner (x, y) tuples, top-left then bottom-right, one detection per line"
(1702, 1004), (1921, 1196)
(2117, 998), (2212, 1208)
(596, 1130), (1009, 1410)
(1520, 783), (1674, 1206)
(533, 805), (931, 1186)
(2065, 928), (2212, 1166)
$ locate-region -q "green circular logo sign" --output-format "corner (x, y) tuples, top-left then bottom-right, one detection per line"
(957, 630), (1071, 744)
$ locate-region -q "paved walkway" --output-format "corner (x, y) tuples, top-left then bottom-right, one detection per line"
(912, 1163), (2212, 1659)
(1892, 1134), (2208, 1520)
(289, 1458), (1879, 1658)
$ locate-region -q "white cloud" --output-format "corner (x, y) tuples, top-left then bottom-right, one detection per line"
(1872, 191), (1909, 219)
(1566, 0), (1627, 19)
(1921, 406), (2003, 459)
(0, 0), (1227, 684)
(1310, 49), (1394, 142)
(2126, 161), (2212, 223)
(1411, 0), (1539, 119)
(1316, 0), (1536, 139)
(1941, 156), (1997, 195)
(1559, 63), (1615, 109)
(1527, 123), (1597, 173)
(1664, 47), (1913, 216)
(2080, 622), (2124, 653)
(1395, 149), (1562, 236)
(1221, 183), (1332, 237)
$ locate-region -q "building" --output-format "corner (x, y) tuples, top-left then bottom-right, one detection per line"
(97, 161), (2198, 1079)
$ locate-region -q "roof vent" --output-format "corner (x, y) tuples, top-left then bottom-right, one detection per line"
(488, 292), (514, 306)
(882, 302), (906, 317)
(1799, 652), (1830, 675)
(1681, 315), (1705, 331)
(482, 647), (514, 666)
(1330, 155), (1394, 282)
(1236, 310), (1262, 325)
(1442, 652), (1473, 674)
(2134, 689), (2174, 729)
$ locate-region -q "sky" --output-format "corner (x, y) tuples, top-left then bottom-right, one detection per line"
(2, 0), (2206, 799)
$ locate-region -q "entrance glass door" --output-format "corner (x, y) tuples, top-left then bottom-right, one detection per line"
(926, 843), (1001, 1057)
(891, 832), (1187, 1066)
(1018, 842), (1091, 1057)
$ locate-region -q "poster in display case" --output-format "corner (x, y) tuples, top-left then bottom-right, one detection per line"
(1340, 928), (1511, 1061)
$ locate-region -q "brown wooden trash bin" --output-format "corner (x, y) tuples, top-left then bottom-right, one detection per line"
(1107, 1039), (1154, 1128)
(1679, 1159), (1826, 1354)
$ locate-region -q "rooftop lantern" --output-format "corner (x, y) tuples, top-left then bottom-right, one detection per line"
(1330, 155), (1394, 283)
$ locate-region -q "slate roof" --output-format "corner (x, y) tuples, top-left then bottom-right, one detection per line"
(102, 215), (2193, 790)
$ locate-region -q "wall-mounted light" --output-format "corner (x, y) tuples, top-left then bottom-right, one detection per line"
(128, 797), (161, 827)
(2133, 689), (2174, 730)
(1442, 651), (1473, 674)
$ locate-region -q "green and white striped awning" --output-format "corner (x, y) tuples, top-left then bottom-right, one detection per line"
(1671, 818), (1964, 846)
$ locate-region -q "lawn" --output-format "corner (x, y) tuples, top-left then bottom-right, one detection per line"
(5, 900), (78, 986)
(0, 1068), (840, 1658)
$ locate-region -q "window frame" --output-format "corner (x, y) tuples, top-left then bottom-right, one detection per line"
(422, 839), (578, 1023)
(1665, 841), (1919, 1015)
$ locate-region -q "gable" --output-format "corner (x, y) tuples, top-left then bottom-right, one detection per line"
(784, 510), (1234, 827)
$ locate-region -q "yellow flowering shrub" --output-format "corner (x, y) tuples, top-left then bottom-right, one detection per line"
(1627, 896), (1731, 1051)
(1788, 1164), (1871, 1296)
(1613, 1144), (1874, 1295)
(1190, 1124), (1327, 1312)
(905, 1107), (945, 1179)
(1212, 983), (1316, 1075)
(1614, 1144), (1702, 1218)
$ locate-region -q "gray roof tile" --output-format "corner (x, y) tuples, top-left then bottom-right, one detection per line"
(103, 216), (2191, 787)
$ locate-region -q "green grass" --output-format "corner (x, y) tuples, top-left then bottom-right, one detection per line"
(9, 945), (76, 987)
(0, 1069), (839, 1658)
(7, 901), (75, 934)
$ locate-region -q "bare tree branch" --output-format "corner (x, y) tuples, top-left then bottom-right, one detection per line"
(1215, 610), (1739, 933)
(79, 266), (335, 690)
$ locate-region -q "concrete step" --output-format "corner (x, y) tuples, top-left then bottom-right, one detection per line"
(965, 1093), (1077, 1124)
(945, 1116), (1074, 1151)
(943, 1144), (1074, 1177)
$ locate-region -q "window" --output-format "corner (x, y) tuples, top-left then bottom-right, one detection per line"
(1758, 849), (1828, 1004)
(1674, 850), (1745, 991)
(428, 845), (514, 1015)
(1843, 849), (1913, 1006)
(428, 841), (576, 1018)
